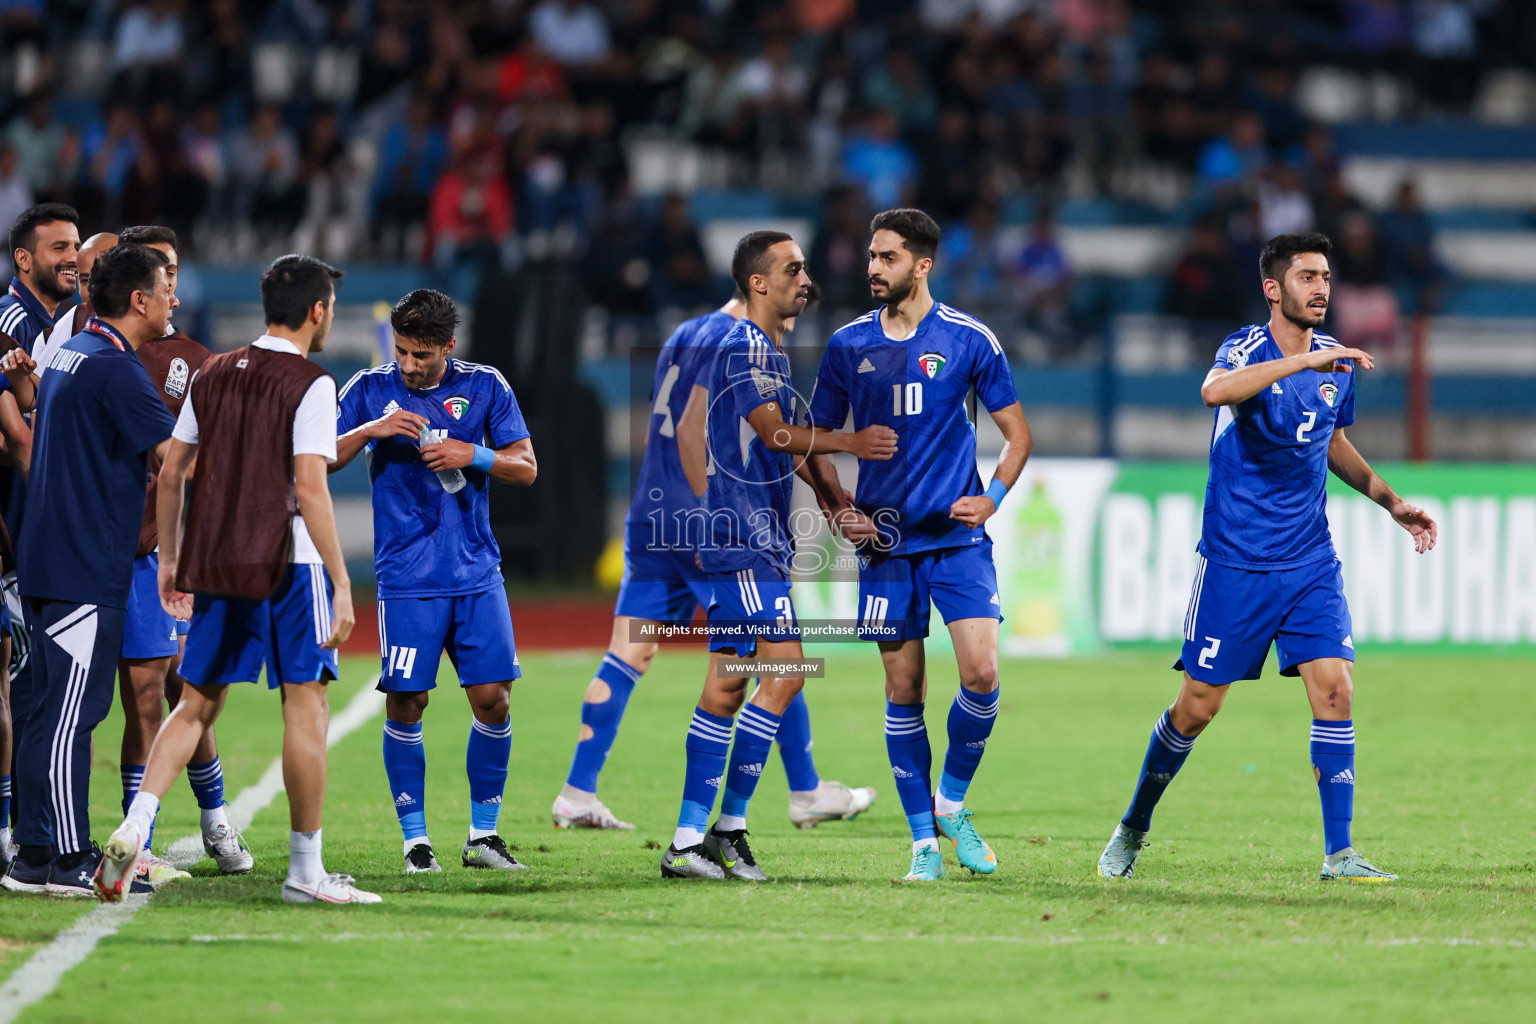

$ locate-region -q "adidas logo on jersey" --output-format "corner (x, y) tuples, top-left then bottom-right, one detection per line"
(989, 592), (1000, 605)
(394, 791), (416, 807)
(705, 775), (723, 788)
(1329, 769), (1355, 785)
(1271, 382), (1284, 395)
(737, 762), (764, 778)
(892, 766), (915, 779)
(382, 400), (402, 417)
(857, 357), (876, 373)
(1342, 635), (1354, 649)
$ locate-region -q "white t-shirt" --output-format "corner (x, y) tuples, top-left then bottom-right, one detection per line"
(171, 335), (337, 564)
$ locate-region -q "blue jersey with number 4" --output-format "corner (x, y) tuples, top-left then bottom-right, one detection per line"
(702, 318), (798, 576)
(809, 303), (1018, 557)
(337, 359), (530, 598)
(1201, 324), (1356, 571)
(628, 310), (734, 527)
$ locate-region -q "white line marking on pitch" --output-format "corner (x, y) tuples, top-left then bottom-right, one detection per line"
(0, 680), (383, 1024)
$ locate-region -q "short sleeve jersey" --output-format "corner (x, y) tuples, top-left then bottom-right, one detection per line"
(336, 358), (530, 598)
(19, 320), (176, 607)
(809, 303), (1019, 556)
(627, 309), (735, 528)
(701, 318), (797, 577)
(1199, 324), (1357, 570)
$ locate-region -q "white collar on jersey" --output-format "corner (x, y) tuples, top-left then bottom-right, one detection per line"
(252, 334), (301, 355)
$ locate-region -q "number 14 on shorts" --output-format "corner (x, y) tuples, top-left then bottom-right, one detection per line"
(387, 645), (419, 678)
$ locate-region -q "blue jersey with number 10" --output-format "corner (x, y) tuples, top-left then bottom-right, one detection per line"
(1201, 324), (1356, 571)
(810, 303), (1018, 557)
(336, 359), (530, 599)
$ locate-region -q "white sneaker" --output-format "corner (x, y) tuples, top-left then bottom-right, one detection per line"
(788, 780), (878, 829)
(281, 873), (383, 904)
(202, 823), (255, 874)
(136, 851), (191, 887)
(95, 822), (145, 902)
(551, 793), (636, 830)
(1097, 822), (1149, 879)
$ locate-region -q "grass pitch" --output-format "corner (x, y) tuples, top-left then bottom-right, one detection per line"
(3, 648), (1534, 1023)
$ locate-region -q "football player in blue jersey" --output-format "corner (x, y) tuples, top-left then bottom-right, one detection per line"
(334, 289), (538, 875)
(1098, 232), (1437, 883)
(660, 231), (898, 880)
(807, 208), (1033, 882)
(551, 286), (877, 832)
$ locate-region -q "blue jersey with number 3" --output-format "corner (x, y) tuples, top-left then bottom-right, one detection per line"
(336, 359), (530, 598)
(1201, 324), (1356, 571)
(809, 303), (1018, 557)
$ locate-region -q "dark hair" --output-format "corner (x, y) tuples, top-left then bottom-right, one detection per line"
(390, 288), (460, 346)
(260, 253), (343, 329)
(730, 230), (793, 296)
(9, 202), (80, 257)
(89, 244), (169, 318)
(870, 208), (940, 260)
(1260, 232), (1332, 288)
(118, 224), (179, 250)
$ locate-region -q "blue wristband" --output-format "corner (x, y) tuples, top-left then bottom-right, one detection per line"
(470, 445), (496, 472)
(984, 479), (1008, 508)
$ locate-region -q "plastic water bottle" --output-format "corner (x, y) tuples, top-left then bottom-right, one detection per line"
(419, 426), (466, 493)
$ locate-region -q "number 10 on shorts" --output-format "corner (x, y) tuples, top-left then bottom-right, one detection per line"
(387, 645), (418, 678)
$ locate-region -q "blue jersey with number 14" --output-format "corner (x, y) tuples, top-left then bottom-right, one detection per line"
(809, 303), (1018, 557)
(1200, 324), (1356, 572)
(336, 359), (530, 599)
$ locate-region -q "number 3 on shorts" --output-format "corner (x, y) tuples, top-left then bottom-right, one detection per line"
(1198, 636), (1221, 669)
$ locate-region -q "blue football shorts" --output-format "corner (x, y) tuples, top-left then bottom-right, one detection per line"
(376, 585), (520, 692)
(857, 539), (1002, 642)
(614, 519), (711, 625)
(1175, 554), (1354, 685)
(121, 552), (181, 660)
(705, 565), (798, 657)
(180, 563), (340, 688)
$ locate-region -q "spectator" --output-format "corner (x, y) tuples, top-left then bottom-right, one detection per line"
(841, 109), (918, 211)
(1410, 0), (1479, 107)
(182, 103), (227, 227)
(934, 191), (1012, 333)
(737, 35), (811, 154)
(425, 145), (513, 269)
(1330, 209), (1400, 350)
(111, 0), (188, 102)
(918, 108), (982, 223)
(1197, 112), (1269, 189)
(1343, 0), (1411, 65)
(497, 30), (568, 105)
(78, 101), (141, 228)
(4, 94), (75, 201)
(1257, 164), (1315, 239)
(863, 47), (939, 138)
(678, 47), (750, 151)
(1014, 205), (1075, 356)
(647, 192), (713, 309)
(294, 107), (360, 259)
(808, 184), (873, 315)
(373, 93), (450, 259)
(530, 0), (612, 69)
(1168, 215), (1250, 351)
(1377, 178), (1446, 314)
(0, 144), (34, 238)
(1069, 47), (1130, 196)
(226, 103), (301, 246)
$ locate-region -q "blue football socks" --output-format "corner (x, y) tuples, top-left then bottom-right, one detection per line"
(467, 716), (513, 837)
(565, 653), (641, 793)
(1311, 719), (1355, 855)
(885, 701), (935, 841)
(674, 707), (732, 848)
(775, 690), (819, 793)
(382, 719), (428, 843)
(1122, 709), (1198, 833)
(937, 687), (999, 808)
(718, 702), (781, 828)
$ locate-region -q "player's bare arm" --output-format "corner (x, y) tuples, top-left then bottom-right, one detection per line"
(1327, 429), (1438, 553)
(156, 437), (197, 619)
(420, 436), (536, 485)
(0, 347), (38, 413)
(294, 452), (355, 648)
(0, 390), (32, 474)
(951, 401), (1032, 527)
(677, 383), (709, 497)
(746, 401), (898, 460)
(331, 408), (430, 471)
(1201, 346), (1375, 408)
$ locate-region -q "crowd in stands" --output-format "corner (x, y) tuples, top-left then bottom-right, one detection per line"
(1, 1), (1527, 357)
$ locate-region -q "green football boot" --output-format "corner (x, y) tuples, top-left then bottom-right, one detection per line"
(934, 807), (997, 874)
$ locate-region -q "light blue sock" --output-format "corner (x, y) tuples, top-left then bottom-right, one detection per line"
(938, 687), (999, 804)
(677, 707), (731, 841)
(720, 703), (781, 822)
(885, 702), (935, 841)
(1122, 709), (1197, 833)
(186, 757), (225, 810)
(565, 653), (641, 792)
(467, 716), (513, 835)
(1311, 719), (1355, 855)
(382, 720), (427, 842)
(775, 691), (819, 792)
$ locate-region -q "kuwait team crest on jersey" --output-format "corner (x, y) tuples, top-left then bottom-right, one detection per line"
(918, 352), (946, 379)
(1319, 382), (1338, 407)
(444, 396), (470, 419)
